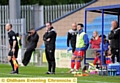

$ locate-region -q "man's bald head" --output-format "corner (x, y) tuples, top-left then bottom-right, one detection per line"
(72, 23), (77, 30)
(72, 23), (76, 26)
(111, 20), (118, 29)
(5, 23), (12, 31)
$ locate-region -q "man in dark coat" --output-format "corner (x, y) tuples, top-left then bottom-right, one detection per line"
(108, 20), (120, 63)
(67, 23), (77, 53)
(22, 28), (39, 66)
(43, 22), (57, 74)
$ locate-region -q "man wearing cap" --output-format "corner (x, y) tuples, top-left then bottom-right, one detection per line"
(22, 28), (39, 66)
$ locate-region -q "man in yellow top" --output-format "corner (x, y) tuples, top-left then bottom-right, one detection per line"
(70, 23), (89, 73)
(16, 33), (22, 65)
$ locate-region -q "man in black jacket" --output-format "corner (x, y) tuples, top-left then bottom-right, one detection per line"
(43, 22), (57, 74)
(22, 28), (39, 66)
(67, 23), (77, 53)
(108, 20), (120, 63)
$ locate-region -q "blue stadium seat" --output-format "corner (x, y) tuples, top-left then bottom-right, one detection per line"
(93, 15), (117, 23)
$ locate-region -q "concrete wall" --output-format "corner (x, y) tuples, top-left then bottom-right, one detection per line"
(37, 0), (120, 48)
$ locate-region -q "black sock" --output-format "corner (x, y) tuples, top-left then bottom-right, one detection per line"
(9, 59), (14, 71)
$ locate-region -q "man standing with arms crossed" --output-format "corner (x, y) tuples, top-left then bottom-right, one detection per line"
(70, 23), (89, 73)
(5, 23), (19, 74)
(43, 22), (57, 74)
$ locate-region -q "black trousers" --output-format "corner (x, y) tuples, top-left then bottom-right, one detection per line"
(71, 46), (76, 53)
(45, 48), (56, 72)
(22, 48), (35, 66)
(111, 48), (120, 63)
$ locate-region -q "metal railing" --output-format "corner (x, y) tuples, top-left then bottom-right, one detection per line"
(43, 3), (86, 23)
(0, 5), (32, 31)
(0, 3), (88, 31)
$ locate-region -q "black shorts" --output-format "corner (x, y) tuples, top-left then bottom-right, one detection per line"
(8, 48), (18, 58)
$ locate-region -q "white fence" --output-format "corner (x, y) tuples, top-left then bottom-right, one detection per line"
(0, 19), (26, 63)
(0, 5), (33, 31)
(0, 3), (87, 31)
(43, 3), (86, 23)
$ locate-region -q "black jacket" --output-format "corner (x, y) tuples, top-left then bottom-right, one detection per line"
(43, 27), (57, 50)
(8, 30), (18, 49)
(67, 29), (77, 47)
(108, 27), (120, 49)
(27, 32), (39, 49)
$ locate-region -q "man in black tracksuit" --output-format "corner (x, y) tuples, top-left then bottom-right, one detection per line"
(22, 28), (39, 66)
(43, 22), (57, 74)
(108, 20), (120, 63)
(67, 23), (77, 53)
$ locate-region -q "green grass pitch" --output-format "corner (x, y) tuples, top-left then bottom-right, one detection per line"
(0, 64), (120, 83)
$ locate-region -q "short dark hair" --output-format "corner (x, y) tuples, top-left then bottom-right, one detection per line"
(47, 22), (52, 25)
(77, 23), (84, 27)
